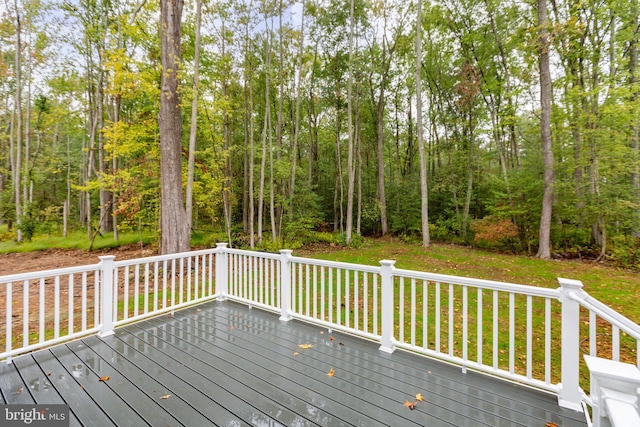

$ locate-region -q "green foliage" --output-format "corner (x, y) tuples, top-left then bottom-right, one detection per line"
(609, 236), (640, 270)
(17, 204), (37, 241)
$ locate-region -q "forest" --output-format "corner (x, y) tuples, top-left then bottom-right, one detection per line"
(0, 0), (639, 267)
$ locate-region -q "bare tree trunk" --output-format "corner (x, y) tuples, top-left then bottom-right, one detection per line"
(24, 28), (31, 213)
(98, 7), (111, 234)
(244, 5), (256, 249)
(462, 112), (474, 240)
(416, 0), (430, 247)
(345, 0), (356, 245)
(258, 20), (271, 245)
(186, 0), (203, 232)
(289, 0), (305, 222)
(11, 0), (23, 242)
(376, 90), (389, 236)
(270, 107), (276, 242)
(536, 0), (555, 259)
(159, 0), (190, 255)
(112, 98), (119, 242)
(273, 0), (283, 241)
(335, 112), (344, 234)
(65, 135), (71, 237)
(356, 104), (362, 236)
(631, 2), (640, 237)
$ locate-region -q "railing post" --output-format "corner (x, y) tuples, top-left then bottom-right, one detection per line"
(279, 249), (293, 322)
(558, 277), (585, 412)
(379, 260), (396, 354)
(216, 243), (229, 300)
(99, 255), (116, 337)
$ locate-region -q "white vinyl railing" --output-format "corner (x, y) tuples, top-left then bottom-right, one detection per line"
(1, 243), (639, 414)
(391, 266), (561, 392)
(0, 262), (102, 360)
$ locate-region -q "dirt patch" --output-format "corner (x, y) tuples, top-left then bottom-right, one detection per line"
(0, 244), (158, 276)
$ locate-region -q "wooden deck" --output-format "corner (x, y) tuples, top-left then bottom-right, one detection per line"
(0, 300), (587, 426)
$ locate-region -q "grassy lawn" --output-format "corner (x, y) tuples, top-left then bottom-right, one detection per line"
(300, 238), (640, 324)
(0, 228), (157, 253)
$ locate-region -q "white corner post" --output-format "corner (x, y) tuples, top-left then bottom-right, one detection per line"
(216, 243), (229, 300)
(558, 277), (585, 412)
(279, 250), (293, 322)
(98, 255), (116, 338)
(379, 260), (396, 354)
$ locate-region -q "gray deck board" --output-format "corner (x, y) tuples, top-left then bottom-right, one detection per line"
(0, 361), (34, 405)
(0, 299), (587, 426)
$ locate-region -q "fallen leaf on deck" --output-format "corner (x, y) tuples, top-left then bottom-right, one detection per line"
(16, 387), (22, 394)
(338, 342), (344, 346)
(167, 314), (173, 318)
(403, 400), (417, 410)
(415, 393), (424, 401)
(298, 343), (313, 349)
(293, 351), (300, 356)
(545, 423), (558, 427)
(329, 336), (335, 341)
(327, 368), (335, 377)
(230, 325), (235, 330)
(320, 331), (325, 334)
(160, 394), (171, 399)
(98, 375), (110, 382)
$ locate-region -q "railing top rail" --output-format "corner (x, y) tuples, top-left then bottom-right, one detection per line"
(113, 247), (218, 267)
(393, 267), (561, 298)
(0, 263), (102, 283)
(222, 248), (281, 260)
(289, 256), (381, 274)
(569, 291), (640, 341)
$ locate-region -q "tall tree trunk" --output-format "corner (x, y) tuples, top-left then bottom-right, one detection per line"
(258, 20), (271, 245)
(273, 0), (284, 240)
(270, 105), (276, 242)
(186, 0), (203, 232)
(462, 112), (474, 240)
(376, 88), (389, 236)
(159, 0), (190, 255)
(24, 28), (31, 213)
(11, 0), (23, 242)
(416, 0), (430, 247)
(289, 0), (305, 222)
(244, 6), (256, 249)
(345, 0), (356, 244)
(536, 0), (555, 259)
(631, 2), (640, 237)
(98, 5), (112, 235)
(65, 135), (71, 237)
(335, 110), (344, 233)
